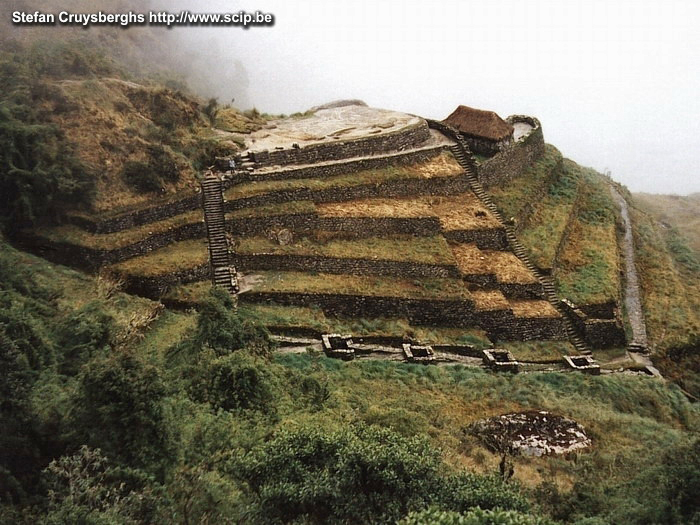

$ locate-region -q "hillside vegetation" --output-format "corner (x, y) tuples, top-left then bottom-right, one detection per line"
(0, 237), (698, 524)
(0, 38), (263, 232)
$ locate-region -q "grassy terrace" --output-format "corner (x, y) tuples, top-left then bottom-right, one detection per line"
(470, 289), (510, 311)
(224, 151), (462, 200)
(489, 144), (563, 220)
(227, 200), (317, 218)
(508, 299), (560, 318)
(499, 340), (577, 361)
(109, 238), (208, 277)
(318, 193), (502, 231)
(555, 171), (620, 306)
(34, 209), (204, 250)
(451, 243), (538, 283)
(237, 234), (457, 265)
(519, 159), (582, 269)
(248, 271), (472, 300)
(317, 198), (434, 218)
(240, 304), (492, 347)
(428, 194), (502, 230)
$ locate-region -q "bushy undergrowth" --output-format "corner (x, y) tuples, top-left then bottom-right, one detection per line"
(1, 240), (699, 524)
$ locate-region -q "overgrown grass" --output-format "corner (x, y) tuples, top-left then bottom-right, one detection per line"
(490, 145), (563, 220)
(249, 271), (472, 300)
(555, 170), (620, 305)
(238, 234), (457, 265)
(629, 202), (700, 351)
(225, 152), (461, 200)
(520, 159), (582, 269)
(109, 238), (208, 276)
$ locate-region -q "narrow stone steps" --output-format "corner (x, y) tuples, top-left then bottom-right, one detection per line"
(201, 174), (238, 295)
(444, 127), (590, 354)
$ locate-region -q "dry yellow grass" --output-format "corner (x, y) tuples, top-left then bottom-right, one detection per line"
(48, 78), (206, 213)
(450, 243), (491, 275)
(509, 299), (560, 318)
(317, 198), (434, 218)
(471, 289), (510, 311)
(427, 193), (502, 230)
(485, 251), (539, 284)
(450, 244), (538, 284)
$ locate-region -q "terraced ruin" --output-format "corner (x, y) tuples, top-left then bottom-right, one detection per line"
(23, 101), (640, 369)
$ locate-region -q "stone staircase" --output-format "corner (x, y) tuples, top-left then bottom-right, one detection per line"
(428, 121), (590, 355)
(201, 174), (239, 294)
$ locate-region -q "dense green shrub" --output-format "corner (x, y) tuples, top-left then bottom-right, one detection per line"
(120, 160), (162, 193)
(191, 288), (274, 356)
(399, 507), (559, 525)
(67, 353), (176, 479)
(0, 101), (94, 231)
(233, 424), (528, 524)
(196, 352), (276, 413)
(56, 302), (114, 375)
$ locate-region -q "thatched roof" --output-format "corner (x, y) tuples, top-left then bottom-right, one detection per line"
(444, 105), (514, 141)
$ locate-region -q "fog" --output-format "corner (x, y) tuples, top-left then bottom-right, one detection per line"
(159, 0), (698, 195)
(7, 0), (699, 194)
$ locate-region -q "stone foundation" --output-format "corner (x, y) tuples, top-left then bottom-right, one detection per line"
(477, 116), (545, 188)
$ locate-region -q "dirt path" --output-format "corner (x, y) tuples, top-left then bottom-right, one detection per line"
(610, 187), (648, 348)
(609, 187), (661, 374)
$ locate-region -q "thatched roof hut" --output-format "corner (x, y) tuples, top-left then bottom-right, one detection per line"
(444, 105), (514, 142)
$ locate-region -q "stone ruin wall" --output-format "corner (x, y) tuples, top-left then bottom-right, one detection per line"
(477, 115), (545, 188)
(248, 120), (432, 167)
(239, 291), (566, 341)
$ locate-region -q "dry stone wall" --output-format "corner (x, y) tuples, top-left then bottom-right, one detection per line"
(246, 146), (447, 182)
(249, 121), (431, 167)
(232, 253), (462, 279)
(225, 174), (472, 212)
(477, 116), (545, 188)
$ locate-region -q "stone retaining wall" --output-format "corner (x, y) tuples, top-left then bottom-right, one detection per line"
(247, 145), (447, 182)
(20, 221), (206, 271)
(240, 290), (478, 327)
(225, 174), (472, 212)
(249, 121), (431, 167)
(68, 192), (203, 234)
(232, 253), (462, 279)
(443, 228), (508, 250)
(113, 263), (209, 298)
(317, 216), (442, 236)
(477, 116), (545, 188)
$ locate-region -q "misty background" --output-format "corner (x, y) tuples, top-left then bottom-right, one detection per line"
(7, 0), (700, 194)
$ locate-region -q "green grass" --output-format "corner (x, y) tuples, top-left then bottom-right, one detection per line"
(630, 203), (700, 351)
(34, 209), (203, 250)
(109, 238), (208, 277)
(490, 145), (563, 220)
(227, 200), (317, 218)
(519, 159), (582, 269)
(249, 271), (472, 300)
(270, 353), (698, 496)
(498, 340), (577, 361)
(554, 170), (620, 306)
(238, 234), (457, 265)
(0, 239), (160, 343)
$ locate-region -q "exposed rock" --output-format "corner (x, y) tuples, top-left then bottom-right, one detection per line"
(470, 410), (591, 457)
